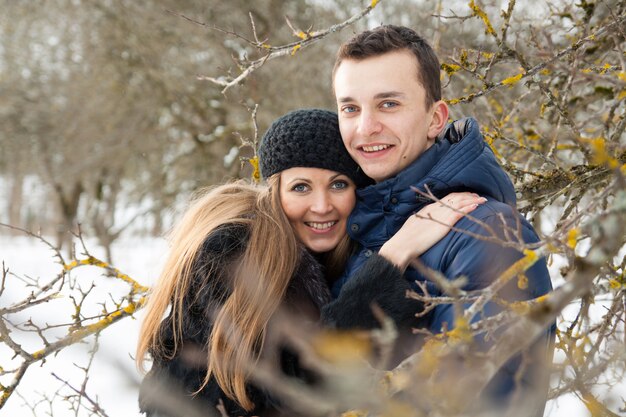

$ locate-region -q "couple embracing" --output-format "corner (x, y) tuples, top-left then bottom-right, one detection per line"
(137, 25), (553, 417)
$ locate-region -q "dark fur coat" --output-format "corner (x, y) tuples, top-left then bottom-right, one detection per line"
(139, 223), (426, 417)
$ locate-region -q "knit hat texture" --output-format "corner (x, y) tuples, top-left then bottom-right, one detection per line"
(259, 109), (369, 187)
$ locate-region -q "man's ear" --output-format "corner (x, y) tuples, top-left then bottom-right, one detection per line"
(427, 100), (449, 140)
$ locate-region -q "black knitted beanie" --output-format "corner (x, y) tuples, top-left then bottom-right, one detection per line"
(259, 109), (370, 187)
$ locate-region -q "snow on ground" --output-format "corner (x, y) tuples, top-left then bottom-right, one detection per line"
(1, 234), (167, 417)
(1, 234), (621, 416)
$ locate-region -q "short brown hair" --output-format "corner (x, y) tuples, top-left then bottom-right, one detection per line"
(333, 25), (441, 107)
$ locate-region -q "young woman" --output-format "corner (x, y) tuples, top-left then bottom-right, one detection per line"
(136, 109), (485, 417)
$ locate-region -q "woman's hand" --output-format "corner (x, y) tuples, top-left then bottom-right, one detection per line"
(378, 192), (487, 271)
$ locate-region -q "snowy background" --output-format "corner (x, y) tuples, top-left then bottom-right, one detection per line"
(1, 235), (167, 417)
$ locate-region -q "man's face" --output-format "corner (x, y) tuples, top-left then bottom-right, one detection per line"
(333, 50), (442, 183)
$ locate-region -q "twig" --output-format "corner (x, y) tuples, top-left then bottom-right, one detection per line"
(50, 372), (110, 417)
(447, 15), (626, 105)
(171, 1), (383, 93)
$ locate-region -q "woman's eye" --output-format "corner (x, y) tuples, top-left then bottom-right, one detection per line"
(331, 180), (348, 190)
(292, 184), (309, 192)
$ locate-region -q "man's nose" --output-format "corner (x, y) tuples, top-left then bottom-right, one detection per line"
(357, 110), (382, 137)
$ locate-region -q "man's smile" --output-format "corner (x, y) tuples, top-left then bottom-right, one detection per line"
(360, 144), (392, 153)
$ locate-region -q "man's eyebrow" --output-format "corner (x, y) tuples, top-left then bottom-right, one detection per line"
(374, 91), (406, 99)
(337, 96), (355, 104)
(337, 91), (406, 103)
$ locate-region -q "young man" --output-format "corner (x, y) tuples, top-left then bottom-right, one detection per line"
(329, 25), (554, 415)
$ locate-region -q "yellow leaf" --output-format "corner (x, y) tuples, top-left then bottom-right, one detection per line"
(599, 63), (615, 75)
(370, 0), (379, 7)
(509, 300), (530, 315)
(522, 249), (537, 262)
(64, 260), (78, 270)
(290, 44), (301, 55)
(510, 294), (549, 315)
(469, 0), (496, 36)
(447, 316), (472, 344)
(342, 411), (368, 417)
(517, 274), (528, 290)
(441, 63), (461, 76)
(296, 31), (307, 40)
(415, 338), (445, 376)
(483, 133), (503, 159)
(588, 137), (619, 168)
(546, 242), (559, 253)
(312, 330), (371, 365)
(567, 228), (579, 249)
(380, 370), (410, 394)
(31, 350), (45, 360)
(582, 393), (613, 417)
(460, 49), (469, 65)
(501, 73), (523, 86)
(248, 156), (261, 183)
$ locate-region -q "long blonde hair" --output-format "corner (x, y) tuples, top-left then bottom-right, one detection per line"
(137, 176), (352, 410)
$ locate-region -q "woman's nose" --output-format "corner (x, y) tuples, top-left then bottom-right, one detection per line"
(309, 191), (333, 214)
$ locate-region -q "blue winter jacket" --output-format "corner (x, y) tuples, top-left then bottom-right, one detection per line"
(332, 118), (554, 411)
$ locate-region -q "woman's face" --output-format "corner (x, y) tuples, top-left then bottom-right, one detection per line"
(279, 167), (356, 253)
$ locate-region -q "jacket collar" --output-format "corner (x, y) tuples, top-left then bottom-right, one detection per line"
(355, 118), (488, 200)
(348, 118), (516, 246)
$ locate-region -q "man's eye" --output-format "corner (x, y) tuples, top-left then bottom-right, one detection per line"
(342, 105), (357, 113)
(331, 181), (348, 190)
(292, 184), (309, 192)
(381, 101), (398, 109)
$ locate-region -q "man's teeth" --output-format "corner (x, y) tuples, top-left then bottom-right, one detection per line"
(306, 221), (337, 230)
(362, 144), (390, 152)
